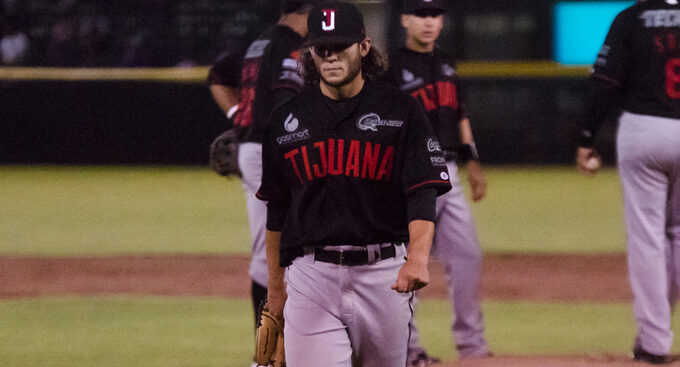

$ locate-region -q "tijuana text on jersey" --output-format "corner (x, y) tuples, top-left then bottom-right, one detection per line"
(257, 80), (452, 266)
(382, 48), (467, 150)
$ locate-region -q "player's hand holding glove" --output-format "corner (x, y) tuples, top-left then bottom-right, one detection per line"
(255, 301), (286, 367)
(209, 129), (241, 177)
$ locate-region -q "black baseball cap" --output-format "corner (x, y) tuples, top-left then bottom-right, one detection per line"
(304, 1), (366, 47)
(403, 0), (448, 14)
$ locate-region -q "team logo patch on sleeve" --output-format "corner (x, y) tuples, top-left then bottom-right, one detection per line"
(440, 172), (449, 180)
(427, 138), (442, 152)
(356, 113), (404, 131)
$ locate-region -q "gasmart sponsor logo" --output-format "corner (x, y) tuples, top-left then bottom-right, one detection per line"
(356, 113), (404, 131)
(277, 129), (311, 145)
(277, 113), (311, 145)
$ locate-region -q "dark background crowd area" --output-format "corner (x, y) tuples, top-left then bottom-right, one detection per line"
(1, 0), (554, 68)
(0, 0), (281, 67)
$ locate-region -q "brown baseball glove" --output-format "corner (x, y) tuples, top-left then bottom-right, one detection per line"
(209, 128), (241, 177)
(254, 302), (285, 366)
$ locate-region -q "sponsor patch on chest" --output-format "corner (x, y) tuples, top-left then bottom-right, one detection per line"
(356, 113), (404, 131)
(277, 113), (311, 145)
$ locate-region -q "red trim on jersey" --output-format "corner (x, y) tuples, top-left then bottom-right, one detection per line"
(408, 180), (451, 191)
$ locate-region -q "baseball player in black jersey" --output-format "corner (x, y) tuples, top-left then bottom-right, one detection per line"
(208, 51), (243, 121)
(256, 2), (452, 365)
(381, 0), (490, 364)
(577, 0), (680, 364)
(207, 2), (321, 366)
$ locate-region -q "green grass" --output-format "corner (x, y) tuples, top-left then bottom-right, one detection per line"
(3, 297), (676, 366)
(415, 299), (653, 360)
(0, 297), (255, 367)
(0, 166), (250, 256)
(463, 165), (626, 254)
(0, 165), (626, 256)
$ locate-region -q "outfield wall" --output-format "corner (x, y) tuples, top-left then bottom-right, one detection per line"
(0, 64), (617, 165)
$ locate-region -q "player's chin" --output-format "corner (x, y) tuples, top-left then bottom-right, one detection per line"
(321, 74), (349, 87)
(418, 34), (436, 44)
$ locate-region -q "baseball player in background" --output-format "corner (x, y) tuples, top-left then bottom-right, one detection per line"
(208, 50), (242, 121)
(381, 0), (491, 364)
(577, 0), (680, 364)
(208, 1), (321, 366)
(256, 2), (452, 365)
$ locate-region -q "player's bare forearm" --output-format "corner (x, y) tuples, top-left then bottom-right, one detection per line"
(466, 160), (487, 202)
(209, 85), (239, 116)
(391, 220), (434, 293)
(458, 117), (474, 144)
(459, 117), (487, 201)
(265, 230), (286, 318)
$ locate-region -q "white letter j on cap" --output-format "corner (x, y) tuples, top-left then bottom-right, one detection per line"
(322, 9), (336, 31)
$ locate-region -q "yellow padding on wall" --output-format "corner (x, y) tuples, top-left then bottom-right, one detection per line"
(0, 62), (590, 82)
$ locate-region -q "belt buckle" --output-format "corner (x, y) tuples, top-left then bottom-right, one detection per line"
(338, 249), (344, 265)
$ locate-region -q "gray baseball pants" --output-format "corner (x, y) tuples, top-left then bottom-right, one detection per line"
(284, 244), (412, 366)
(408, 162), (489, 359)
(238, 142), (268, 288)
(617, 111), (680, 356)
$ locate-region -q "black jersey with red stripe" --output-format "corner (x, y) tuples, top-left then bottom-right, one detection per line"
(381, 47), (466, 150)
(594, 0), (680, 119)
(232, 25), (305, 143)
(257, 79), (452, 266)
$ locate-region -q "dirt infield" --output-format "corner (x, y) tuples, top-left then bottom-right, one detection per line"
(0, 253), (630, 301)
(5, 253), (664, 366)
(444, 355), (680, 366)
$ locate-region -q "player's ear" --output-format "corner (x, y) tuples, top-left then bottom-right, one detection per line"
(435, 14), (444, 31)
(400, 14), (410, 29)
(359, 38), (371, 57)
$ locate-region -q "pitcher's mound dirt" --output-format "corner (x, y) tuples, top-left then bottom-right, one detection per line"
(0, 253), (631, 302)
(442, 355), (680, 367)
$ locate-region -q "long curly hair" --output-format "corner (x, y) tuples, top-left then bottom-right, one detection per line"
(299, 44), (388, 85)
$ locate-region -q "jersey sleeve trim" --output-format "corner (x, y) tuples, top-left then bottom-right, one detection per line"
(255, 190), (286, 202)
(408, 180), (452, 192)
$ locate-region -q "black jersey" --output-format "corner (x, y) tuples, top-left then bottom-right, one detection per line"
(207, 51), (243, 88)
(382, 47), (466, 150)
(257, 80), (452, 266)
(594, 0), (680, 118)
(232, 25), (305, 143)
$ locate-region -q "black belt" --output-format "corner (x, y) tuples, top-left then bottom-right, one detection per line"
(314, 243), (400, 266)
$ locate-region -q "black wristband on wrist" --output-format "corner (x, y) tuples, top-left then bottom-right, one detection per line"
(578, 129), (595, 148)
(458, 143), (480, 162)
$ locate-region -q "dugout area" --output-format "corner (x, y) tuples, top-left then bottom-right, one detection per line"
(0, 63), (617, 166)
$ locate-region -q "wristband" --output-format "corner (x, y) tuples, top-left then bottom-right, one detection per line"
(578, 129), (595, 148)
(226, 105), (238, 119)
(458, 142), (479, 162)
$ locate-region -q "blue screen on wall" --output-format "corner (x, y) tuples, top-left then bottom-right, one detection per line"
(553, 1), (635, 65)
